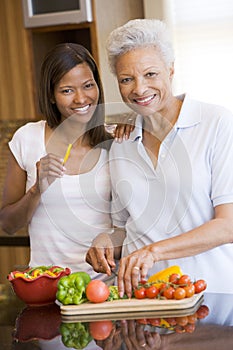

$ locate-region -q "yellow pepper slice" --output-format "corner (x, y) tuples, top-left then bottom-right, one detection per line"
(147, 265), (183, 288)
(14, 272), (26, 278)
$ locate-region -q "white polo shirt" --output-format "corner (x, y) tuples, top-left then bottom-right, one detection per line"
(110, 94), (233, 293)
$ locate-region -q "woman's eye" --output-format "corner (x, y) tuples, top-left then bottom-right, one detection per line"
(146, 72), (158, 78)
(84, 83), (94, 89)
(62, 88), (73, 94)
(120, 77), (132, 84)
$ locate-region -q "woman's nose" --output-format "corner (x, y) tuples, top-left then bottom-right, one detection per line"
(132, 78), (147, 96)
(73, 89), (86, 104)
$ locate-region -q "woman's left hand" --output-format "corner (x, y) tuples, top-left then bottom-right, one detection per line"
(117, 247), (155, 298)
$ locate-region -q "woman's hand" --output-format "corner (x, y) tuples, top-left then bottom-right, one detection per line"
(36, 153), (65, 193)
(106, 112), (136, 143)
(121, 320), (161, 350)
(117, 247), (155, 298)
(86, 233), (116, 275)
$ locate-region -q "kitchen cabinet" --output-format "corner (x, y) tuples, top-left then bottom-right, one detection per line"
(0, 0), (144, 121)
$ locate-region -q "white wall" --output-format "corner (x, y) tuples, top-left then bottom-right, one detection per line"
(93, 0), (144, 116)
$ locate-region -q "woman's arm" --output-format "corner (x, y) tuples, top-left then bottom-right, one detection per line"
(117, 203), (233, 297)
(0, 151), (41, 234)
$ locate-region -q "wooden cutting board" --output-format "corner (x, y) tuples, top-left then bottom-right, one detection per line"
(60, 292), (204, 321)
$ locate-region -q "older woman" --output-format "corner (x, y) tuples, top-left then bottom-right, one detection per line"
(86, 19), (233, 296)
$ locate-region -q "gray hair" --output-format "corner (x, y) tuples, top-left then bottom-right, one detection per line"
(106, 19), (175, 74)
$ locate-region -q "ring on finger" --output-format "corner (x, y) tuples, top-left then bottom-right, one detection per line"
(133, 266), (140, 271)
(140, 343), (146, 347)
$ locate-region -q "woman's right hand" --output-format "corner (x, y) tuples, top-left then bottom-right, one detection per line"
(86, 232), (116, 276)
(36, 153), (65, 193)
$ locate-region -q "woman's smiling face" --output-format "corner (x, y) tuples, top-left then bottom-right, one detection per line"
(54, 62), (99, 125)
(115, 46), (174, 116)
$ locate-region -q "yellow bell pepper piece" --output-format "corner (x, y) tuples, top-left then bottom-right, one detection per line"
(147, 265), (183, 288)
(14, 272), (26, 278)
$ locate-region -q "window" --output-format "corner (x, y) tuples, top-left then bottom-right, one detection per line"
(164, 0), (233, 112)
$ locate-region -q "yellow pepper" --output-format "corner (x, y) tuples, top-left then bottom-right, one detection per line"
(147, 265), (183, 288)
(14, 272), (26, 278)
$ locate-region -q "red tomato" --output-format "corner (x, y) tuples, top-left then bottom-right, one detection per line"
(194, 279), (207, 293)
(187, 313), (198, 324)
(196, 305), (209, 319)
(183, 283), (195, 298)
(175, 316), (188, 327)
(184, 323), (196, 333)
(86, 280), (110, 303)
(147, 318), (161, 326)
(89, 320), (113, 340)
(163, 286), (175, 299)
(134, 287), (146, 299)
(178, 274), (191, 286)
(174, 287), (186, 300)
(145, 285), (159, 298)
(169, 273), (180, 284)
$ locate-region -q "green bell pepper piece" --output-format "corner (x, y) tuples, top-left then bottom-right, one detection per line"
(56, 271), (91, 305)
(60, 322), (92, 349)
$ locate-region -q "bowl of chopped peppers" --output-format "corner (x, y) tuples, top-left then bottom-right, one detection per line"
(7, 265), (71, 306)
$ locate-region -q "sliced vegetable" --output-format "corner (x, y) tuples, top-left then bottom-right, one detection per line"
(9, 265), (69, 280)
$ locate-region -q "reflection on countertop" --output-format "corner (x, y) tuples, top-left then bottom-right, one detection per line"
(0, 292), (233, 350)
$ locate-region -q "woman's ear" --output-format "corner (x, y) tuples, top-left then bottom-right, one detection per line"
(169, 63), (175, 81)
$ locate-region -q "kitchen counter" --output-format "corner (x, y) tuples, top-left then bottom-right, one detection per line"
(0, 291), (232, 350)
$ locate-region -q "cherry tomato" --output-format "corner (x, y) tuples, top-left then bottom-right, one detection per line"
(159, 283), (169, 295)
(134, 287), (146, 299)
(175, 325), (185, 333)
(174, 287), (186, 300)
(139, 279), (147, 285)
(89, 320), (113, 340)
(165, 317), (177, 326)
(137, 318), (148, 325)
(145, 285), (159, 298)
(184, 323), (195, 333)
(196, 305), (209, 319)
(178, 274), (191, 286)
(163, 286), (175, 299)
(175, 316), (188, 326)
(169, 273), (180, 284)
(147, 318), (161, 326)
(86, 280), (110, 303)
(194, 279), (207, 293)
(183, 283), (195, 298)
(187, 313), (198, 324)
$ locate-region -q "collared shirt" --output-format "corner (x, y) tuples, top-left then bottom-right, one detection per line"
(110, 94), (233, 293)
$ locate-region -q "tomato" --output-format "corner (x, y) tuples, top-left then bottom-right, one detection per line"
(145, 285), (159, 298)
(86, 280), (110, 303)
(163, 286), (175, 299)
(175, 316), (188, 327)
(165, 317), (177, 326)
(147, 318), (161, 326)
(178, 274), (191, 286)
(134, 287), (146, 299)
(169, 273), (180, 284)
(183, 283), (195, 298)
(89, 320), (113, 340)
(194, 279), (207, 293)
(174, 287), (186, 300)
(137, 318), (148, 325)
(184, 323), (195, 333)
(196, 305), (209, 319)
(187, 313), (198, 324)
